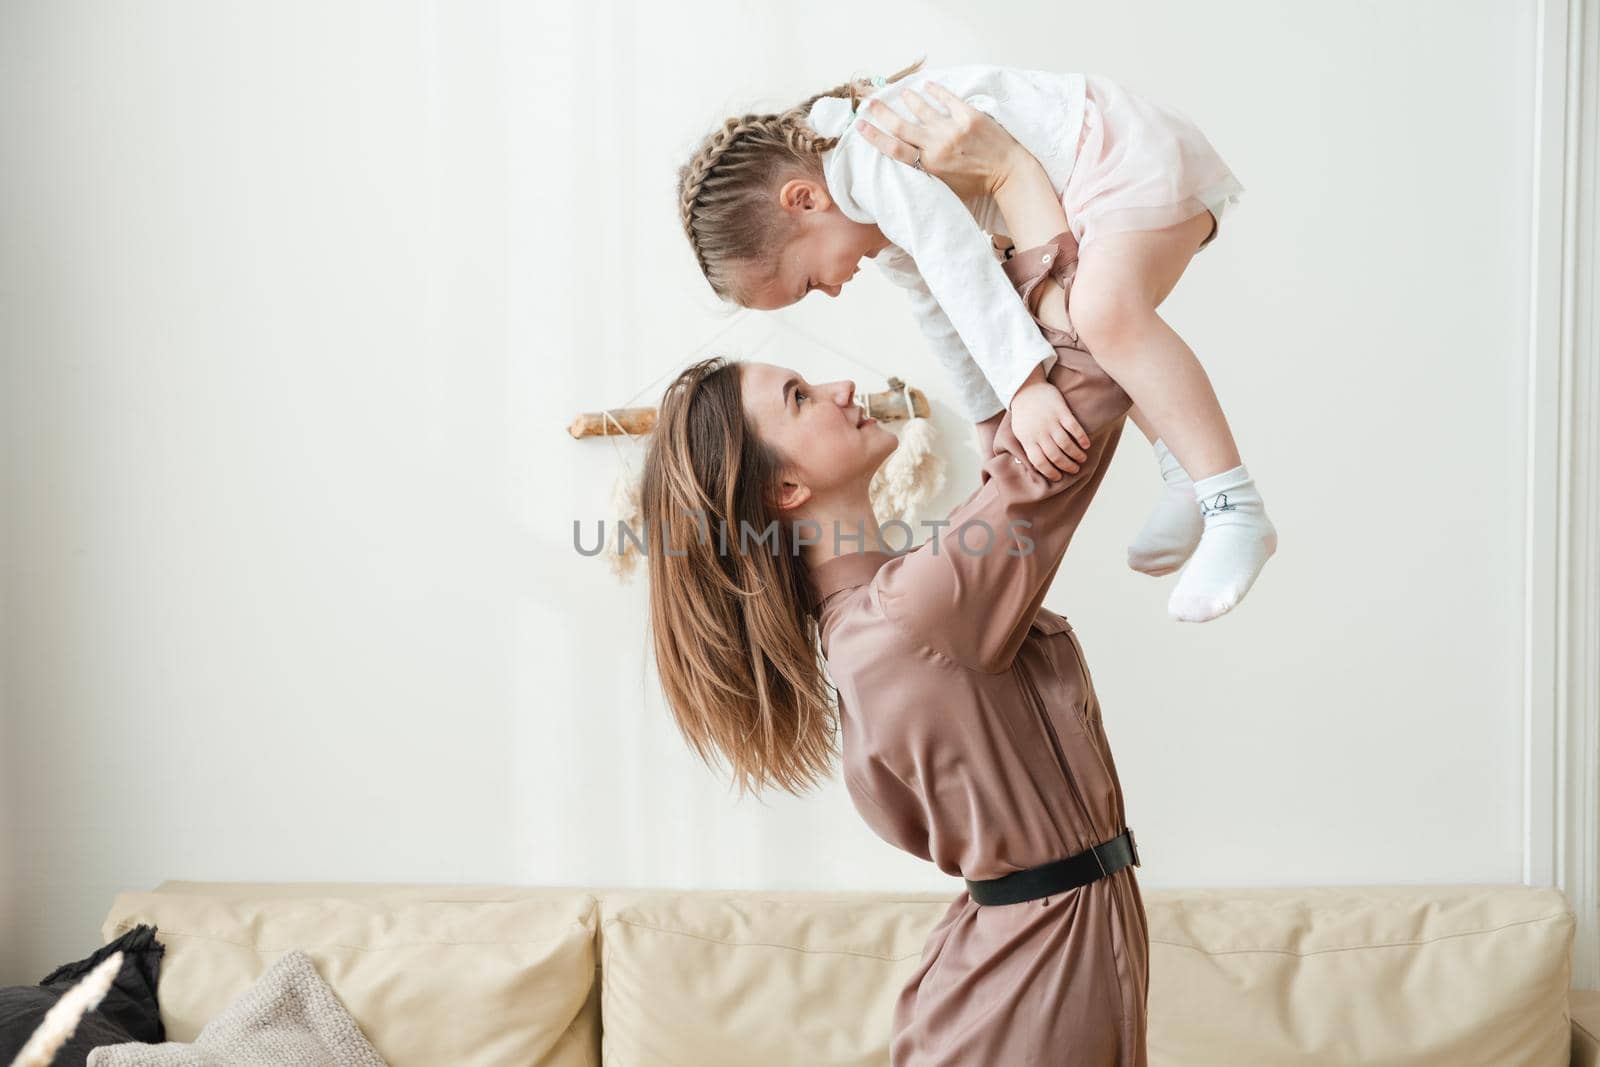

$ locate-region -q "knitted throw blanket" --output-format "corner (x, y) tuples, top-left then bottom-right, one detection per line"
(86, 950), (388, 1067)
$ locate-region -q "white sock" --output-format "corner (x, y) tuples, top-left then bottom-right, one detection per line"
(1126, 438), (1204, 576)
(1168, 464), (1278, 623)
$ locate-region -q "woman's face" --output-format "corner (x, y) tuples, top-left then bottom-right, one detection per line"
(741, 362), (898, 510)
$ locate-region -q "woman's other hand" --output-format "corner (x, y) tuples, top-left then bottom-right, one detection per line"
(853, 82), (1027, 201)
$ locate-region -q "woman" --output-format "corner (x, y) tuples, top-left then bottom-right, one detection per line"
(641, 95), (1153, 1066)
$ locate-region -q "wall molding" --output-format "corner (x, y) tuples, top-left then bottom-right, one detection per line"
(1527, 0), (1600, 991)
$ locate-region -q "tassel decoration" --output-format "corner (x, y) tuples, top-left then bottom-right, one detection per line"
(606, 462), (645, 582)
(868, 377), (946, 528)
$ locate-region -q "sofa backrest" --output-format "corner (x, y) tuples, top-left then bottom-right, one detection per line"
(103, 883), (604, 1067)
(102, 880), (1575, 1067)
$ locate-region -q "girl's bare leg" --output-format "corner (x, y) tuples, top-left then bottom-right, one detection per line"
(1069, 212), (1239, 478)
(1069, 212), (1276, 621)
(1127, 404), (1158, 444)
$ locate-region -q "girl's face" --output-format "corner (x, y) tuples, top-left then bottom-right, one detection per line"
(739, 178), (889, 310)
(740, 362), (897, 510)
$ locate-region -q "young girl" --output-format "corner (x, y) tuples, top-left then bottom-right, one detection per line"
(676, 61), (1276, 622)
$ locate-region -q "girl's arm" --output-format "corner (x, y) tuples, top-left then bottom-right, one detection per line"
(837, 111), (1063, 418)
(855, 83), (1072, 252)
(859, 84), (1076, 347)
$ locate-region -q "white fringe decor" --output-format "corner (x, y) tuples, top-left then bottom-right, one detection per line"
(869, 406), (946, 529)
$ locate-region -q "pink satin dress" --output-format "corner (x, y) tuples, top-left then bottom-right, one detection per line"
(807, 232), (1150, 1066)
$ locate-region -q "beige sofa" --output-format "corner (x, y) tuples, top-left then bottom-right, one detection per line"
(98, 880), (1591, 1066)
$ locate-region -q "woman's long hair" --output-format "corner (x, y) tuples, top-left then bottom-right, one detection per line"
(639, 356), (840, 798)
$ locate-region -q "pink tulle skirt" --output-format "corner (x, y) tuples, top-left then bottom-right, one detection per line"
(1061, 74), (1245, 253)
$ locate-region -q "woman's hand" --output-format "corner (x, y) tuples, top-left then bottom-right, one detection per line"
(853, 83), (1027, 202)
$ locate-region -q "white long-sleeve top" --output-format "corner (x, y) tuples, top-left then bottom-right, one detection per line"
(808, 65), (1088, 422)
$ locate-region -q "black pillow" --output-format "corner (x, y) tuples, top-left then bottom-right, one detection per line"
(0, 924), (164, 1066)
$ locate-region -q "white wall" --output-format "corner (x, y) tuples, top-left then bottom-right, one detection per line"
(0, 0), (1537, 981)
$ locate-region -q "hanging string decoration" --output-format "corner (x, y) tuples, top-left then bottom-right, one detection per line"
(600, 409), (646, 581)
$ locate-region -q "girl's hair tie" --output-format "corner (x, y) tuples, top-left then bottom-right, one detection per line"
(853, 74), (889, 118)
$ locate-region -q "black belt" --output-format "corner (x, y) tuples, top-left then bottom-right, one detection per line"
(964, 829), (1141, 906)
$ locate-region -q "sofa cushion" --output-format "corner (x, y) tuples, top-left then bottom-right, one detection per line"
(1146, 884), (1575, 1066)
(87, 949), (386, 1067)
(598, 889), (953, 1066)
(1571, 989), (1600, 1067)
(600, 884), (1574, 1067)
(0, 924), (166, 1066)
(100, 888), (599, 1067)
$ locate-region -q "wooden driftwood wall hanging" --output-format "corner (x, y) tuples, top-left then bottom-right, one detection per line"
(569, 377), (930, 439)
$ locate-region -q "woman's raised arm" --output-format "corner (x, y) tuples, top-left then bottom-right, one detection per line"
(857, 83), (1076, 337)
(870, 235), (1132, 673)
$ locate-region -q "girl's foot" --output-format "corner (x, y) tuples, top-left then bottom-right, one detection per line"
(1127, 438), (1204, 576)
(1168, 465), (1278, 622)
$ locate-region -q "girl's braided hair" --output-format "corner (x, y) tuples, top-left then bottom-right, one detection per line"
(677, 59), (924, 303)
